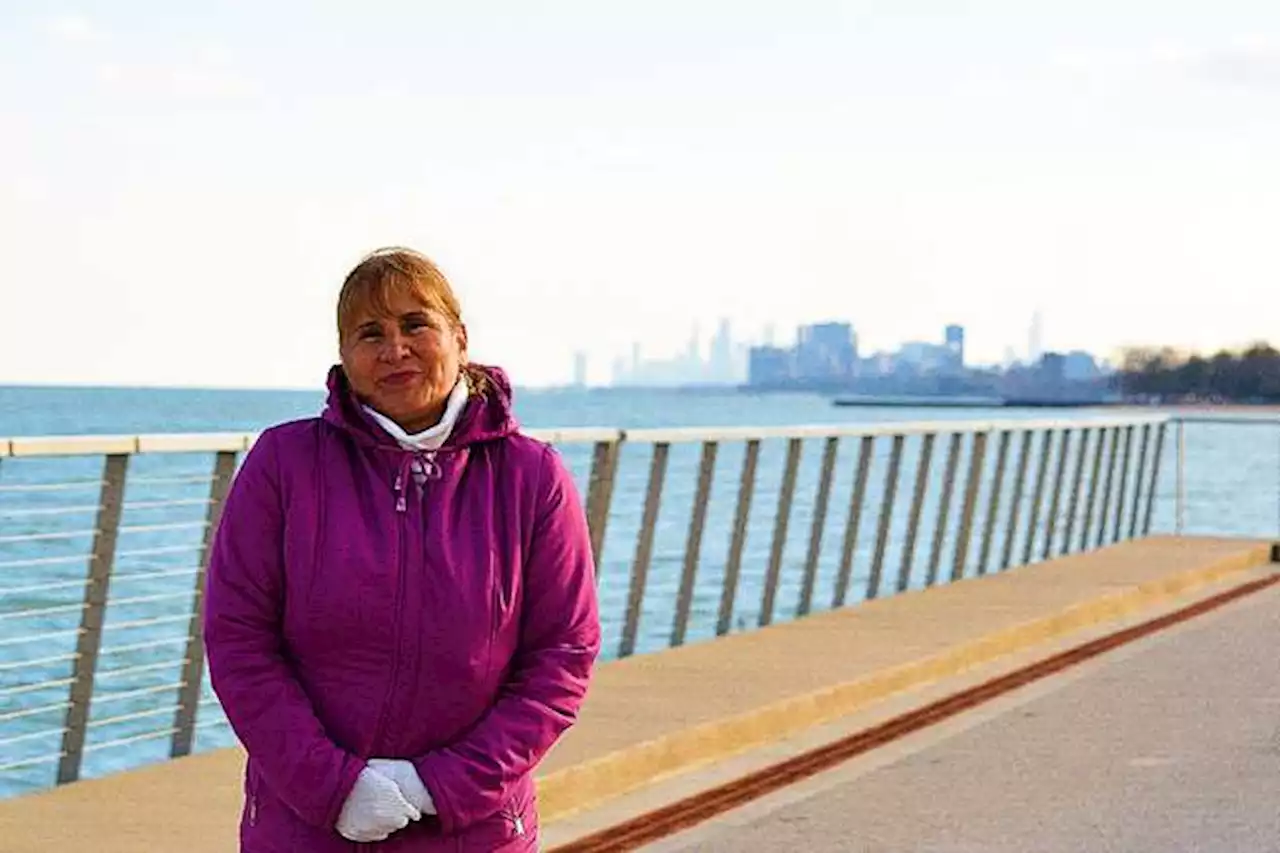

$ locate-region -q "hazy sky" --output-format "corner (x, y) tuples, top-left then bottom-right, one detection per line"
(3, 1), (1279, 388)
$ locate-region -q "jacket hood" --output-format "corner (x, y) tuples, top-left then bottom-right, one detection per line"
(321, 363), (520, 451)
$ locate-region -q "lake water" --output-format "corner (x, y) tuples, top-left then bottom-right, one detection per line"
(1, 383), (1276, 797)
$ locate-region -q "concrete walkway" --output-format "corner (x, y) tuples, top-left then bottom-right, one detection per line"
(0, 536), (1269, 852)
(652, 572), (1280, 852)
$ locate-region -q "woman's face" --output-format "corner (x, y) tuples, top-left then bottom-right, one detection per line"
(340, 289), (467, 432)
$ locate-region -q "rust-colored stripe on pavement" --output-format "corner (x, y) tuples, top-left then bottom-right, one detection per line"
(550, 573), (1280, 853)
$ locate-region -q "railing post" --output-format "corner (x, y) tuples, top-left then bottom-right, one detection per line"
(977, 430), (1011, 576)
(58, 453), (129, 784)
(717, 440), (760, 636)
(1142, 422), (1167, 536)
(866, 434), (904, 599)
(1080, 426), (1107, 550)
(1175, 420), (1186, 534)
(798, 437), (840, 617)
(584, 439), (621, 579)
(951, 431), (988, 582)
(1001, 431), (1033, 570)
(1062, 427), (1090, 555)
(760, 438), (803, 626)
(1021, 430), (1053, 566)
(897, 433), (936, 593)
(1111, 425), (1134, 543)
(1127, 424), (1151, 540)
(671, 442), (718, 647)
(832, 436), (874, 608)
(1043, 429), (1072, 560)
(926, 433), (963, 585)
(620, 443), (669, 657)
(1097, 427), (1121, 547)
(171, 450), (239, 758)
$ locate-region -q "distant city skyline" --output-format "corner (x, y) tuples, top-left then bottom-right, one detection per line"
(568, 310), (1101, 389)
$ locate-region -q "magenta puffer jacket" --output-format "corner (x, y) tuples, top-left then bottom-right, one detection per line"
(204, 364), (601, 851)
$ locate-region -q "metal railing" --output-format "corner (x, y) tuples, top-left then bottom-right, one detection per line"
(1, 412), (1274, 795)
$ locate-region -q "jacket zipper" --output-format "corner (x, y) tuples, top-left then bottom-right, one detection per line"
(368, 490), (409, 753)
(503, 805), (526, 838)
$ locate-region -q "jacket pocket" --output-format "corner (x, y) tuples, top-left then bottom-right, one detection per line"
(457, 797), (537, 852)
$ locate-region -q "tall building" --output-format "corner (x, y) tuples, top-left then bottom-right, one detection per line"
(748, 346), (794, 386)
(944, 324), (965, 373)
(572, 351), (588, 388)
(709, 318), (735, 384)
(795, 322), (856, 381)
(1028, 310), (1044, 365)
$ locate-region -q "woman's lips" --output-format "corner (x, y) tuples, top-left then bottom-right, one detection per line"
(379, 371), (421, 387)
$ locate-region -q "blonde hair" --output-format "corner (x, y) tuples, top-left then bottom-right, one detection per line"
(337, 247), (489, 395)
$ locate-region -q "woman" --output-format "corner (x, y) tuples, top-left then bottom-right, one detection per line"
(205, 247), (601, 851)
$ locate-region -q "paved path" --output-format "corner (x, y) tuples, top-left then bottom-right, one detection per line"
(653, 579), (1280, 853)
(0, 537), (1268, 852)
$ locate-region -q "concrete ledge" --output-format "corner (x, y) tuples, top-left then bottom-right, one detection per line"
(534, 537), (1270, 822)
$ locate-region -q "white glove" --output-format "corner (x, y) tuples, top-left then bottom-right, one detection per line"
(335, 766), (421, 843)
(368, 758), (437, 815)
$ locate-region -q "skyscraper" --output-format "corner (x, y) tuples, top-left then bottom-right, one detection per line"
(709, 318), (734, 383)
(1028, 310), (1044, 365)
(944, 324), (965, 372)
(572, 351), (588, 388)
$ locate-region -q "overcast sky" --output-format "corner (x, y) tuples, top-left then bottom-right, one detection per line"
(3, 1), (1279, 388)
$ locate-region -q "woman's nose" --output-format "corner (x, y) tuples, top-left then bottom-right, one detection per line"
(378, 332), (412, 361)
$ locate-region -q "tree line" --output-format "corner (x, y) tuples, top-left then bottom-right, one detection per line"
(1114, 342), (1280, 402)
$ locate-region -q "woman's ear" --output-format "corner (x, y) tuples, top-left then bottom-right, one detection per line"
(456, 323), (469, 359)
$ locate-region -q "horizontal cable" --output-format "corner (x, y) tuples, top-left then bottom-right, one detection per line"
(0, 700), (72, 724)
(83, 726), (179, 754)
(113, 567), (198, 585)
(117, 522), (207, 535)
(0, 676), (76, 699)
(93, 682), (185, 706)
(0, 651), (78, 673)
(0, 554), (87, 570)
(0, 751), (64, 773)
(102, 613), (191, 633)
(194, 716), (230, 731)
(129, 475), (215, 486)
(108, 590), (194, 609)
(0, 504), (101, 519)
(115, 544), (201, 560)
(124, 498), (212, 511)
(0, 480), (104, 494)
(0, 626), (83, 648)
(0, 498), (211, 522)
(0, 601), (84, 621)
(88, 705), (177, 730)
(0, 726), (65, 749)
(0, 577), (89, 597)
(97, 659), (186, 681)
(0, 529), (97, 544)
(99, 636), (187, 657)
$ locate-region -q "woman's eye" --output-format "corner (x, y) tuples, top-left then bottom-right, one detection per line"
(359, 329), (382, 341)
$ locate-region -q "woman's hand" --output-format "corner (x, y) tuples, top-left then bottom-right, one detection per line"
(335, 766), (422, 842)
(369, 758), (437, 814)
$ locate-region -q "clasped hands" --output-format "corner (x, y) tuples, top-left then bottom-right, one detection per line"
(335, 758), (436, 843)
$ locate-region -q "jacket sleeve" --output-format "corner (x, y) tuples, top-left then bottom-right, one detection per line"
(203, 429), (365, 829)
(414, 444), (602, 833)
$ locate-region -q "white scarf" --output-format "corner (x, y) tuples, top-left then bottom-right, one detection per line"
(363, 375), (469, 451)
